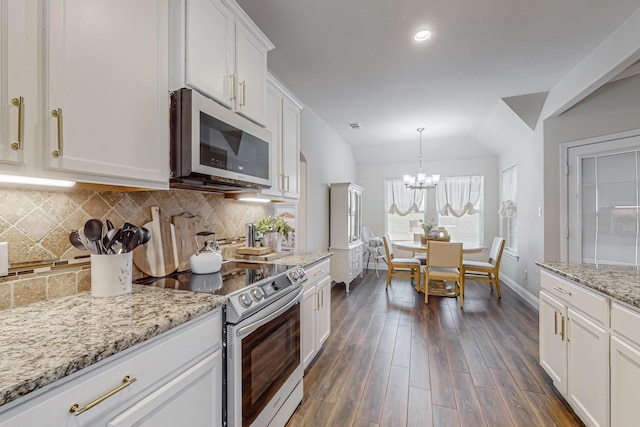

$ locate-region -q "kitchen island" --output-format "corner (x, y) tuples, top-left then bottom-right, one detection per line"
(0, 285), (225, 410)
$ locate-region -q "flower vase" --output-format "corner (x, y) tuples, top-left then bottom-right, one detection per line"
(264, 232), (281, 252)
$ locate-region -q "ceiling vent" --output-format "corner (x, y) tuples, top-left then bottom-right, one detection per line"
(347, 122), (362, 131)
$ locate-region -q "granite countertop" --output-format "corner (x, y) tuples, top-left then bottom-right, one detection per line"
(0, 285), (226, 408)
(260, 250), (332, 267)
(536, 261), (640, 308)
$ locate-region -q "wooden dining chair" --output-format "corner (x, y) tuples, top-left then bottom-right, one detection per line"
(424, 241), (464, 307)
(462, 237), (506, 299)
(382, 235), (421, 291)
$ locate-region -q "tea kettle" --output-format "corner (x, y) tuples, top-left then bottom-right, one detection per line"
(189, 231), (223, 274)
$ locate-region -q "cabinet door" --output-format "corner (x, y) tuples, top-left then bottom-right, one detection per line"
(235, 24), (267, 125)
(45, 0), (169, 186)
(316, 276), (331, 348)
(281, 97), (300, 199)
(611, 336), (640, 427)
(262, 86), (282, 197)
(301, 285), (317, 370)
(539, 291), (567, 394)
(0, 0), (34, 167)
(185, 0), (234, 107)
(108, 351), (221, 427)
(566, 308), (609, 427)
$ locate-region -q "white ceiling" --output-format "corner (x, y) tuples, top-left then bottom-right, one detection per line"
(237, 0), (640, 164)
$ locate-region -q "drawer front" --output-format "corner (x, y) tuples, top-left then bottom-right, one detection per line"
(0, 310), (221, 426)
(540, 270), (609, 326)
(304, 259), (331, 286)
(612, 302), (640, 347)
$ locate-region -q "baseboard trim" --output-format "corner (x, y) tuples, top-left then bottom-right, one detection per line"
(501, 274), (539, 310)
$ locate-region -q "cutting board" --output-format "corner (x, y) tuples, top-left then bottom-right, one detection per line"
(172, 212), (205, 272)
(234, 251), (291, 261)
(133, 206), (179, 277)
(235, 246), (271, 256)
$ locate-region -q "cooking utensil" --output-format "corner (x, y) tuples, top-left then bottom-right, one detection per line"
(172, 212), (204, 272)
(133, 206), (179, 277)
(106, 219), (115, 231)
(78, 228), (96, 254)
(69, 230), (86, 251)
(84, 219), (105, 254)
(104, 227), (122, 254)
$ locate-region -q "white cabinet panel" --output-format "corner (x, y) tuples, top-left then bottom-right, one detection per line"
(235, 24), (267, 125)
(611, 336), (640, 427)
(316, 276), (331, 347)
(45, 0), (169, 186)
(281, 97), (300, 198)
(539, 290), (567, 394)
(301, 285), (317, 369)
(185, 0), (234, 107)
(300, 259), (331, 370)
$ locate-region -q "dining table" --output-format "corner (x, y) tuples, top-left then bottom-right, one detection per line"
(392, 240), (486, 297)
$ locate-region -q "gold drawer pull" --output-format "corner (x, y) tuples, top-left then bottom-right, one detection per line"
(11, 96), (24, 150)
(240, 80), (246, 106)
(69, 375), (137, 416)
(553, 286), (571, 296)
(554, 311), (558, 335)
(51, 108), (63, 158)
(230, 74), (237, 101)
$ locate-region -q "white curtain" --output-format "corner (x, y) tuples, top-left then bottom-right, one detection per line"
(498, 166), (517, 218)
(386, 180), (424, 216)
(436, 176), (482, 217)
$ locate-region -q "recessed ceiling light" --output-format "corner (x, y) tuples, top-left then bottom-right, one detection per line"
(414, 30), (432, 42)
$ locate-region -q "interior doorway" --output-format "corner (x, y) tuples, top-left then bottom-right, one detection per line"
(299, 153), (307, 250)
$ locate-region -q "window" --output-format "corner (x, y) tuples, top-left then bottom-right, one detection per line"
(499, 166), (517, 253)
(436, 175), (483, 245)
(384, 176), (483, 245)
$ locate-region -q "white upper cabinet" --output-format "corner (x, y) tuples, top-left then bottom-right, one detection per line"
(44, 0), (170, 187)
(263, 74), (302, 200)
(0, 0), (37, 171)
(171, 0), (273, 126)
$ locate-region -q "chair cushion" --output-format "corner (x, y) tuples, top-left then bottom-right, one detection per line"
(368, 237), (383, 247)
(463, 260), (493, 270)
(427, 267), (460, 280)
(413, 254), (427, 265)
(391, 258), (421, 266)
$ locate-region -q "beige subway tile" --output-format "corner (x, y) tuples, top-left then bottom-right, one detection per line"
(0, 283), (11, 310)
(48, 272), (77, 299)
(77, 269), (91, 293)
(14, 277), (47, 307)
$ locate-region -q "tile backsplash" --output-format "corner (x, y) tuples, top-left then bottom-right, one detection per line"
(0, 186), (272, 309)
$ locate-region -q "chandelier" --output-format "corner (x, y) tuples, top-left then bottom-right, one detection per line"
(403, 127), (440, 190)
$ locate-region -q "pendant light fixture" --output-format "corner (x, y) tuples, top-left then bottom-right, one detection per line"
(403, 128), (440, 190)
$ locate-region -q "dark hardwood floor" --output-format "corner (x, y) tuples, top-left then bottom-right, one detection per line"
(287, 270), (585, 427)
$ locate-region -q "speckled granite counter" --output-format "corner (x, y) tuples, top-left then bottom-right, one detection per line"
(0, 285), (226, 408)
(536, 261), (640, 309)
(262, 251), (332, 267)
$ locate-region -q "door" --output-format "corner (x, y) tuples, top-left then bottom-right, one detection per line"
(1, 0), (34, 167)
(185, 0), (234, 107)
(108, 351), (221, 427)
(281, 97), (300, 198)
(235, 24), (267, 125)
(539, 291), (567, 394)
(301, 284), (317, 369)
(611, 336), (640, 427)
(45, 0), (169, 185)
(316, 276), (331, 347)
(566, 134), (640, 264)
(566, 308), (609, 427)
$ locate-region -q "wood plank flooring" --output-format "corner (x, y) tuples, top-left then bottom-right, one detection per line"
(286, 270), (585, 427)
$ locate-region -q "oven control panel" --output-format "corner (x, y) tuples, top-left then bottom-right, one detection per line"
(233, 267), (307, 311)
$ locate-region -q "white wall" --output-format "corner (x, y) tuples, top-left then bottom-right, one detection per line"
(300, 106), (357, 251)
(357, 156), (499, 259)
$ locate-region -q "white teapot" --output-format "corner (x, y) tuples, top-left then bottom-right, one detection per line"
(189, 231), (223, 274)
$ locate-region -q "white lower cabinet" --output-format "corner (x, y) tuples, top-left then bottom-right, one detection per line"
(0, 310), (222, 427)
(539, 270), (611, 427)
(301, 259), (331, 370)
(610, 302), (640, 427)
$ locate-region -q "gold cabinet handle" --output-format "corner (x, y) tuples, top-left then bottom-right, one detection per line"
(11, 97), (25, 150)
(320, 289), (323, 309)
(69, 375), (137, 416)
(561, 316), (566, 341)
(51, 108), (63, 158)
(240, 80), (246, 106)
(285, 175), (290, 193)
(554, 311), (558, 335)
(553, 286), (571, 296)
(230, 74), (237, 101)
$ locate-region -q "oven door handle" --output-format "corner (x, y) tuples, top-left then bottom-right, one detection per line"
(237, 287), (303, 338)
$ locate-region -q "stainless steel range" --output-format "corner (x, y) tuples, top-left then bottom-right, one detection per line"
(136, 261), (306, 427)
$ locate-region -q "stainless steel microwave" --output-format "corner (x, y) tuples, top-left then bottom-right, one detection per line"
(170, 88), (271, 192)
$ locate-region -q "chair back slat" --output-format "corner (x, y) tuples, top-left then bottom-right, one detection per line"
(382, 235), (394, 260)
(488, 237), (506, 265)
(427, 241), (462, 268)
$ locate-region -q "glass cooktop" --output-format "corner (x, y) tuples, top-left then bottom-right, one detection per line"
(134, 261), (294, 296)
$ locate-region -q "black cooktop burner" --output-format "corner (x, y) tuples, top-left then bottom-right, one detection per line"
(134, 261), (293, 296)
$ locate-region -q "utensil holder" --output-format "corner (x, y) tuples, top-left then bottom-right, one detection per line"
(90, 252), (133, 297)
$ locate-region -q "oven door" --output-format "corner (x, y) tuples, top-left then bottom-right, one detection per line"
(227, 287), (303, 427)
